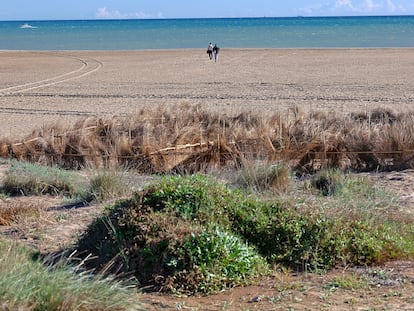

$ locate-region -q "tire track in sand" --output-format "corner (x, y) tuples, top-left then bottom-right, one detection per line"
(0, 53), (103, 95)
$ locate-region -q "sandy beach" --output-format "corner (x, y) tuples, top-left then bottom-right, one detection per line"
(1, 48), (414, 138)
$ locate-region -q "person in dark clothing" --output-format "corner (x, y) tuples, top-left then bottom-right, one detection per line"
(213, 44), (220, 62)
(207, 42), (213, 60)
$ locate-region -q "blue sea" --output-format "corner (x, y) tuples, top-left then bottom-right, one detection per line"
(1, 16), (414, 50)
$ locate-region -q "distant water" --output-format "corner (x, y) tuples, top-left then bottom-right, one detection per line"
(1, 16), (414, 50)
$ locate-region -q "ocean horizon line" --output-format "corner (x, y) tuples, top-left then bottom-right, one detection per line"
(2, 14), (414, 23)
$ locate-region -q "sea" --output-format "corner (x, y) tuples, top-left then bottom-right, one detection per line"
(1, 16), (414, 50)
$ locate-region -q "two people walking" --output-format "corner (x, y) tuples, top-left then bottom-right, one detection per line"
(207, 43), (220, 62)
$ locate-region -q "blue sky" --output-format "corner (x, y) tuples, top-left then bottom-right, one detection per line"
(1, 0), (413, 20)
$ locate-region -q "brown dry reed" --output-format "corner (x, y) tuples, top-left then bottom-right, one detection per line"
(1, 105), (414, 174)
(0, 199), (44, 226)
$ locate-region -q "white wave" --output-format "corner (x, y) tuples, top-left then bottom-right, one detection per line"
(20, 23), (37, 29)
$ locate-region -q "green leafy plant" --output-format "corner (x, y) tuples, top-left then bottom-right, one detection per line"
(75, 174), (262, 293)
(170, 228), (266, 293)
(142, 173), (239, 226)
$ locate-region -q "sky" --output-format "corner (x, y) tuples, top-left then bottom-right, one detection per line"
(1, 0), (414, 21)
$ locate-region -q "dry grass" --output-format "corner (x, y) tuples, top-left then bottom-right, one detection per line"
(235, 161), (292, 194)
(1, 105), (414, 173)
(0, 199), (84, 255)
(0, 198), (46, 226)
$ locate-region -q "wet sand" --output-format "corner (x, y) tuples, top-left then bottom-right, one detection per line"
(1, 49), (414, 138)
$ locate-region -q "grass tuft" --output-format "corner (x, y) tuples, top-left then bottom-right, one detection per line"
(324, 274), (370, 291)
(86, 170), (128, 203)
(236, 161), (292, 194)
(0, 239), (141, 310)
(1, 160), (87, 198)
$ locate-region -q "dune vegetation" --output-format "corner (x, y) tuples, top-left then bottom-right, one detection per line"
(73, 172), (414, 294)
(1, 105), (414, 174)
(0, 106), (414, 306)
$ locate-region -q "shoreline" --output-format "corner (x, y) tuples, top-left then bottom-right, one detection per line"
(2, 47), (414, 52)
(1, 48), (414, 138)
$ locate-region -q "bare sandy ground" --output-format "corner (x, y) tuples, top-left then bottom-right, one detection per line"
(1, 48), (414, 138)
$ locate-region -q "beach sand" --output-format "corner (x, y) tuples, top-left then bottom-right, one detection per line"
(1, 48), (414, 138)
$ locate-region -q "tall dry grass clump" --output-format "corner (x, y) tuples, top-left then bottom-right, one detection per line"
(1, 105), (414, 173)
(235, 161), (292, 194)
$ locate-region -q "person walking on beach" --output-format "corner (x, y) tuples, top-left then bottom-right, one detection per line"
(207, 42), (214, 60)
(213, 44), (220, 62)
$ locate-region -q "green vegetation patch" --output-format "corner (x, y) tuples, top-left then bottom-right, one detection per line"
(1, 160), (86, 198)
(0, 239), (140, 311)
(0, 161), (130, 204)
(75, 173), (414, 294)
(76, 174), (265, 294)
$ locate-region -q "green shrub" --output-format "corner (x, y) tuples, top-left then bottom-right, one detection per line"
(228, 201), (333, 270)
(141, 173), (240, 226)
(75, 174), (264, 293)
(231, 199), (412, 270)
(75, 173), (414, 293)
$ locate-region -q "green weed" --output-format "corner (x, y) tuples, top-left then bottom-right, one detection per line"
(170, 228), (266, 293)
(324, 274), (370, 291)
